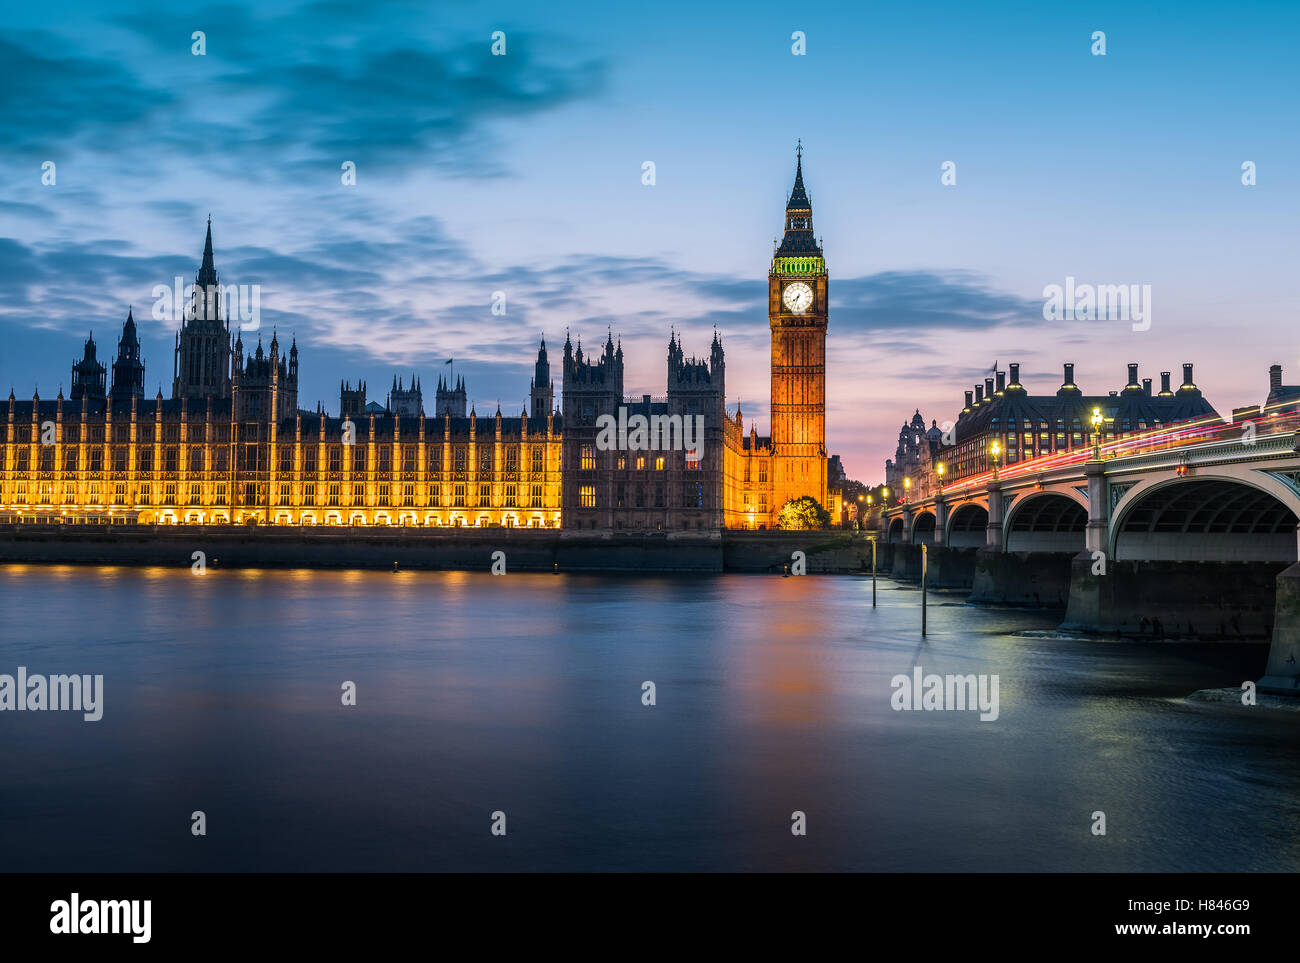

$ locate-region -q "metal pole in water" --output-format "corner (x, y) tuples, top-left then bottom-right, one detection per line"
(921, 543), (928, 637)
(871, 539), (877, 608)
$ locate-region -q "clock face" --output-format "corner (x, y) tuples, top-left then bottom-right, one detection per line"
(782, 281), (813, 314)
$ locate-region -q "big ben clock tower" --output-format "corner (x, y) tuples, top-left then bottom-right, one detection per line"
(768, 141), (828, 516)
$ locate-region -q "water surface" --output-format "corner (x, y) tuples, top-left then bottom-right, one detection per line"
(0, 564), (1294, 871)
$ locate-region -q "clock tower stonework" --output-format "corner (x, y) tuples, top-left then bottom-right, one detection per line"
(768, 144), (828, 515)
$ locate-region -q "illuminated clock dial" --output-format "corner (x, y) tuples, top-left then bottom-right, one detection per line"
(782, 282), (813, 314)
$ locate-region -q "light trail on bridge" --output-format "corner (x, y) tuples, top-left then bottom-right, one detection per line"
(909, 403), (1300, 504)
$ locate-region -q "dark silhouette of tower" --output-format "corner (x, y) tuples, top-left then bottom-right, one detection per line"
(530, 338), (554, 419)
(434, 375), (466, 418)
(173, 216), (232, 400)
(340, 379), (367, 419)
(388, 375), (423, 417)
(110, 307), (146, 402)
(70, 332), (107, 402)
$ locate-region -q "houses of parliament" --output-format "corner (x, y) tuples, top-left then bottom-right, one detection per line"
(1, 151), (839, 531)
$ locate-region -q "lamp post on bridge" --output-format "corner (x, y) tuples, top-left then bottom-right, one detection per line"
(985, 441), (1004, 551)
(901, 477), (914, 544)
(934, 463), (948, 548)
(1084, 406), (1109, 557)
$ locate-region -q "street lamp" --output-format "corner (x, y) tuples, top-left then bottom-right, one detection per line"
(903, 477), (911, 502)
(1090, 406), (1104, 459)
(936, 461), (945, 494)
(989, 440), (1001, 480)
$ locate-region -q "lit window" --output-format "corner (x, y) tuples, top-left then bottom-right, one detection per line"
(580, 485), (596, 508)
(581, 445), (595, 470)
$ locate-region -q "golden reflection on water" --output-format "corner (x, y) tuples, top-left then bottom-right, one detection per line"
(738, 576), (834, 728)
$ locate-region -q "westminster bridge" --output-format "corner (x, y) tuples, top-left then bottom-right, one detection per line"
(877, 410), (1300, 695)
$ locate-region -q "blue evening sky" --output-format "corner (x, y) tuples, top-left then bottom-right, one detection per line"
(1, 0), (1297, 476)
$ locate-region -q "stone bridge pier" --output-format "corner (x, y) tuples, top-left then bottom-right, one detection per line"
(883, 496), (976, 587)
(1064, 460), (1113, 626)
(890, 504), (922, 579)
(1259, 531), (1300, 694)
(968, 476), (1075, 606)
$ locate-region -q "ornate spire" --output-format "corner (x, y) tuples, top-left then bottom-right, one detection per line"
(787, 140), (809, 211)
(776, 142), (821, 257)
(198, 215), (217, 286)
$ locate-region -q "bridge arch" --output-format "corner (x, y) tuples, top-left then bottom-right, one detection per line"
(912, 511), (936, 546)
(1004, 491), (1088, 553)
(1112, 475), (1300, 561)
(887, 516), (905, 544)
(946, 502), (989, 548)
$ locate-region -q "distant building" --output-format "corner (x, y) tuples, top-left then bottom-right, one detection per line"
(884, 362), (1219, 487)
(1266, 364), (1300, 411)
(885, 410), (943, 496)
(1235, 363), (1300, 424)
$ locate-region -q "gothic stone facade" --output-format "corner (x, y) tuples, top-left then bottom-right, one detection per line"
(1, 224), (562, 528)
(2, 151), (839, 531)
(560, 331), (725, 533)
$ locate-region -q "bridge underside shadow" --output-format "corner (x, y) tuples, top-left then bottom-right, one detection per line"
(1066, 479), (1299, 641)
(947, 504), (987, 548)
(968, 494), (1084, 606)
(1115, 479), (1296, 561)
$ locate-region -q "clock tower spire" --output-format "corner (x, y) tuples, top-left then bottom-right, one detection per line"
(768, 142), (828, 517)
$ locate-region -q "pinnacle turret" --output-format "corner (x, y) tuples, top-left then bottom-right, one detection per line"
(775, 141), (821, 257)
(197, 215), (217, 287)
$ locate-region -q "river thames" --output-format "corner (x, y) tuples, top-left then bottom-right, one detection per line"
(1, 564), (1296, 872)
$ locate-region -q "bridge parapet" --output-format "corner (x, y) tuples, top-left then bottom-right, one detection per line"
(1106, 430), (1297, 474)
